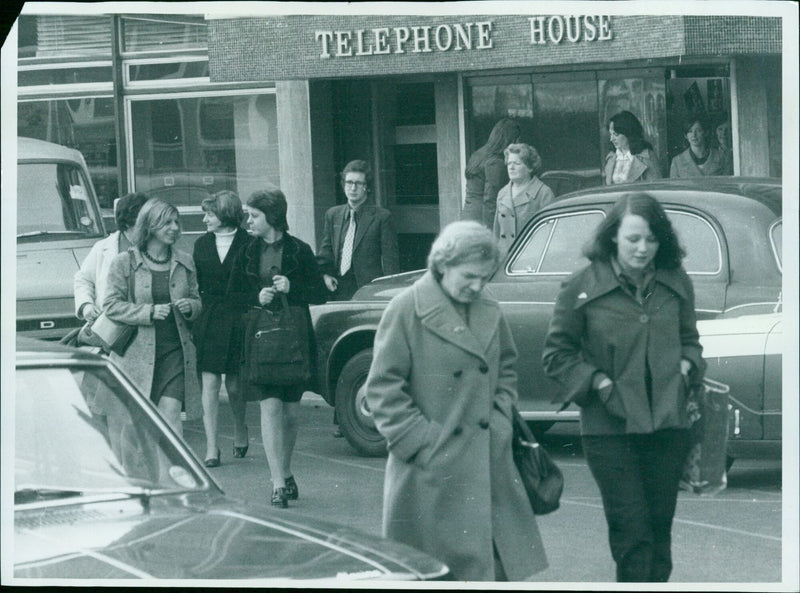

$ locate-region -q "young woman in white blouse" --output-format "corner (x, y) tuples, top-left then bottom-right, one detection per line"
(192, 191), (251, 466)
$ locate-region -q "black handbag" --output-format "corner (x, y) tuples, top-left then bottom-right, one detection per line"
(241, 293), (311, 386)
(511, 406), (564, 515)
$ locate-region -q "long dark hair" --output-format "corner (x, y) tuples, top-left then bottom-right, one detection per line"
(465, 118), (521, 177)
(609, 110), (653, 155)
(584, 193), (685, 269)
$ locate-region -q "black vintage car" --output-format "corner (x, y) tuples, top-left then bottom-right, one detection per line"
(13, 337), (450, 581)
(309, 177), (782, 456)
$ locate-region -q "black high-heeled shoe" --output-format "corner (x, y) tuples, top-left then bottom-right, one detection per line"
(204, 448), (221, 468)
(233, 426), (249, 458)
(271, 487), (288, 508)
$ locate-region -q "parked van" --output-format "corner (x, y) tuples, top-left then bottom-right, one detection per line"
(16, 137), (107, 340)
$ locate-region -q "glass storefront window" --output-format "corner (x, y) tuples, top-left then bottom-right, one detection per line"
(126, 60), (209, 83)
(18, 15), (112, 59)
(121, 15), (207, 53)
(18, 98), (119, 211)
(129, 93), (279, 232)
(19, 65), (113, 87)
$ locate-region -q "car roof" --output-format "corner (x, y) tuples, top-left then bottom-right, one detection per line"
(17, 136), (85, 163)
(16, 336), (104, 364)
(550, 177), (782, 217)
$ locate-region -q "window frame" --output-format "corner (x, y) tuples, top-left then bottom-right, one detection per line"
(769, 219), (782, 273)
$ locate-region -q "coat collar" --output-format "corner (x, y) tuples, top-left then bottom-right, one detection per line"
(242, 232), (300, 279)
(574, 259), (690, 308)
(497, 176), (545, 208)
(413, 270), (500, 362)
(604, 150), (652, 184)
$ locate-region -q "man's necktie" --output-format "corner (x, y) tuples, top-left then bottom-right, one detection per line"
(339, 209), (356, 276)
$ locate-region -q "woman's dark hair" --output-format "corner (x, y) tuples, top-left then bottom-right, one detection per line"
(584, 193), (685, 269)
(247, 188), (289, 232)
(465, 118), (521, 177)
(609, 110), (653, 155)
(114, 192), (149, 232)
(341, 160), (373, 188)
(682, 115), (709, 136)
(201, 190), (244, 229)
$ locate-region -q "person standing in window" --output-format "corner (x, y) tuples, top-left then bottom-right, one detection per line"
(542, 193), (705, 582)
(603, 111), (662, 185)
(463, 118), (522, 228)
(227, 189), (328, 508)
(669, 117), (728, 178)
(317, 160), (399, 302)
(104, 199), (203, 435)
(192, 191), (250, 467)
(366, 221), (548, 581)
(493, 143), (555, 257)
(714, 119), (734, 175)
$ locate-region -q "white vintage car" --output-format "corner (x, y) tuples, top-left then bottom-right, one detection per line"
(697, 312), (783, 464)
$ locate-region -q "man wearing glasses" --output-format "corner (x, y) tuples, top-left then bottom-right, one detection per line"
(317, 160), (399, 302)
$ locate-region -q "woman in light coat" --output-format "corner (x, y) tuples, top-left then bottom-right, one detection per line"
(493, 143), (555, 256)
(669, 116), (728, 178)
(365, 221), (547, 582)
(74, 192), (148, 325)
(603, 110), (662, 185)
(104, 199), (202, 435)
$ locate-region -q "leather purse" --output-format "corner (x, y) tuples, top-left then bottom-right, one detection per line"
(511, 406), (564, 515)
(84, 251), (138, 356)
(241, 292), (311, 386)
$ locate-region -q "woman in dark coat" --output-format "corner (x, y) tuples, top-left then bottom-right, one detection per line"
(542, 193), (706, 582)
(366, 221), (547, 581)
(192, 191), (250, 466)
(462, 118), (521, 228)
(226, 189), (328, 508)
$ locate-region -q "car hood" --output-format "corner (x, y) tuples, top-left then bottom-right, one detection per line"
(14, 493), (448, 581)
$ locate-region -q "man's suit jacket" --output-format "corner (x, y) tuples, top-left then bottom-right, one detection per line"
(317, 203), (400, 289)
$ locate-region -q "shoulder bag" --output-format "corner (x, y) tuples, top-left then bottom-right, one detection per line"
(82, 251), (138, 356)
(511, 406), (564, 515)
(241, 292), (311, 386)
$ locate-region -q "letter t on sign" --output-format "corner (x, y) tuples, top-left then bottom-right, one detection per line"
(316, 31), (334, 58)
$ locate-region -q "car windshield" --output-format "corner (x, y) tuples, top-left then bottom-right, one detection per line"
(15, 364), (203, 502)
(17, 162), (103, 241)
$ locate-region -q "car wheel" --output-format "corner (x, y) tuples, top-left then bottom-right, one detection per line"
(335, 349), (387, 457)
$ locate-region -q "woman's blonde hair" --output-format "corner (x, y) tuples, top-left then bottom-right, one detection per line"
(427, 221), (500, 280)
(131, 198), (180, 250)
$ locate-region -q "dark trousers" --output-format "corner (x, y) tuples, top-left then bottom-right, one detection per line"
(582, 428), (691, 582)
(331, 270), (358, 301)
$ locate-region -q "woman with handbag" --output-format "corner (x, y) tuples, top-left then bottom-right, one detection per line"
(192, 191), (250, 467)
(365, 221), (547, 581)
(226, 189), (327, 508)
(73, 192), (149, 342)
(542, 193), (706, 582)
(104, 198), (203, 436)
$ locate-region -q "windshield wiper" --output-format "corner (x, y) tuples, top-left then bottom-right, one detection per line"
(15, 488), (84, 504)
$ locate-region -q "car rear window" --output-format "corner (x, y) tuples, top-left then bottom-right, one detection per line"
(667, 211), (722, 275)
(770, 220), (782, 271)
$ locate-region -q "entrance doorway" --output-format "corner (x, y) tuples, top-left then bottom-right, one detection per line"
(332, 78), (440, 272)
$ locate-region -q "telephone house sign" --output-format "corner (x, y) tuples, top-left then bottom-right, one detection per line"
(209, 15), (690, 81)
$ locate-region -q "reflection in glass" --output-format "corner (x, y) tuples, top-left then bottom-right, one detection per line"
(15, 366), (200, 499)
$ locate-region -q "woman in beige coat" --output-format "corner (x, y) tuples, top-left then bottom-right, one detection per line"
(104, 199), (202, 435)
(365, 221), (547, 581)
(493, 143), (555, 256)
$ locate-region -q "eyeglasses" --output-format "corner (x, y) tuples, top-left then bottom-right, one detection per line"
(344, 180), (367, 189)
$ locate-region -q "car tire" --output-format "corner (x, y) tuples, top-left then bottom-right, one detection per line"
(335, 349), (387, 457)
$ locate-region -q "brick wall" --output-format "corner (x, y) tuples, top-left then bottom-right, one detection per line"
(209, 14), (781, 83)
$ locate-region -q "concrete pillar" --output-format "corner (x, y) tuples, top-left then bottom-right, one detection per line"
(276, 81), (318, 249)
(435, 74), (462, 228)
(732, 58), (771, 177)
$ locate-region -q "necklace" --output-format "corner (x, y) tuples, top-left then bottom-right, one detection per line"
(143, 248), (171, 264)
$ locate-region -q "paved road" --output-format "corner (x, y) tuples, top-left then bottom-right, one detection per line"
(181, 393), (783, 584)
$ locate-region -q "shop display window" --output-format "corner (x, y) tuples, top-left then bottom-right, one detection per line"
(18, 98), (119, 212)
(129, 93), (279, 232)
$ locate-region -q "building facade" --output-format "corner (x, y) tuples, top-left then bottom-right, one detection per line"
(17, 13), (782, 269)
